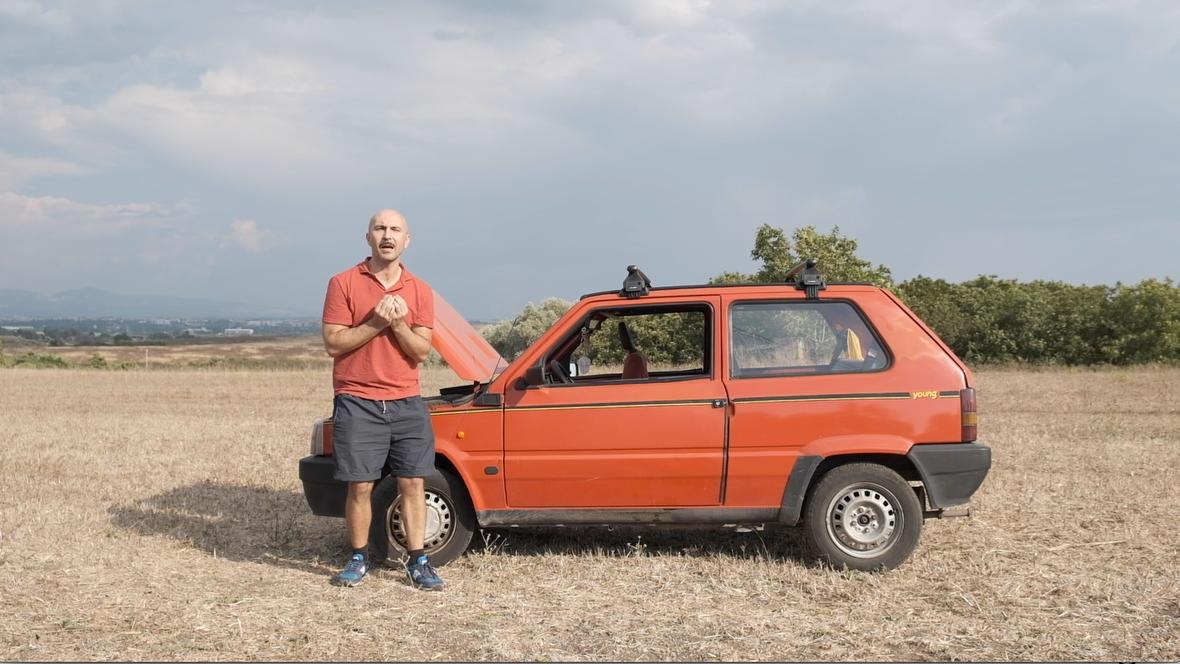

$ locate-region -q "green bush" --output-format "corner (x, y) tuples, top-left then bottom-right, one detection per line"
(482, 298), (572, 361)
(9, 352), (71, 368)
(897, 276), (1180, 366)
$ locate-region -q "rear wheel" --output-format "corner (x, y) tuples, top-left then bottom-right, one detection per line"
(801, 463), (922, 571)
(370, 469), (476, 567)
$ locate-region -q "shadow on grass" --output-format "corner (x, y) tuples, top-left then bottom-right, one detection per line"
(473, 524), (812, 564)
(108, 480), (346, 576)
(110, 481), (814, 573)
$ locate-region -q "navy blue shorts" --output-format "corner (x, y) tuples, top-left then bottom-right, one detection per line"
(332, 394), (435, 482)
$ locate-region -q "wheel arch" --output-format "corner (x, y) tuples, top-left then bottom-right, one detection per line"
(779, 452), (922, 526)
(433, 450), (465, 485)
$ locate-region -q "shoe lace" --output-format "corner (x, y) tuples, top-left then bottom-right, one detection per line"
(411, 559), (438, 579)
(344, 555), (366, 574)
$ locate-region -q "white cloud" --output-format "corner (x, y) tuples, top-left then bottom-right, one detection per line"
(1, 2), (855, 193)
(0, 191), (181, 236)
(226, 219), (272, 252)
(198, 58), (325, 98)
(0, 191), (201, 292)
(0, 0), (72, 31)
(0, 149), (84, 189)
(0, 89), (88, 144)
(839, 0), (1026, 56)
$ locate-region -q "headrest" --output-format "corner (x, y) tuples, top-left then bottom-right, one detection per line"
(618, 321), (637, 353)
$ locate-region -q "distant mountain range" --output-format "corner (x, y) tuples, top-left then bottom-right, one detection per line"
(0, 288), (309, 319)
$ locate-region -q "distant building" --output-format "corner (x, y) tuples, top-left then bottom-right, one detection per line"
(223, 328), (255, 336)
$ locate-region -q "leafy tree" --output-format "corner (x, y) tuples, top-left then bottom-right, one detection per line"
(482, 298), (572, 360)
(1103, 278), (1180, 364)
(713, 224), (893, 288)
(895, 277), (970, 353)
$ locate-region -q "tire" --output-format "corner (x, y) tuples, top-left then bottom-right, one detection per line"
(370, 468), (476, 567)
(801, 463), (922, 571)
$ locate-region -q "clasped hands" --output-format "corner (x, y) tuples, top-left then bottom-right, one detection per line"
(371, 294), (410, 329)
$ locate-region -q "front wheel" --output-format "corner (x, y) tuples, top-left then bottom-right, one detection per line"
(801, 463), (922, 571)
(370, 469), (476, 567)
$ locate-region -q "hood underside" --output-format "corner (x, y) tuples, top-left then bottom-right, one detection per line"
(430, 288), (506, 382)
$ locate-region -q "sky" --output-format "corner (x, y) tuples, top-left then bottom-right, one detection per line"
(2, 0), (1178, 320)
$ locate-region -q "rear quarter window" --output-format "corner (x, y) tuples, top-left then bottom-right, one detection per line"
(729, 300), (888, 378)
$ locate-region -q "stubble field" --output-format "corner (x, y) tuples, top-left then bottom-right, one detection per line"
(1, 351), (1178, 660)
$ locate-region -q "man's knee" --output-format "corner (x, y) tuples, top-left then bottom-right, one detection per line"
(348, 480), (375, 499)
(398, 476), (425, 492)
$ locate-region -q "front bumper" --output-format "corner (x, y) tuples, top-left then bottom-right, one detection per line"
(907, 442), (992, 509)
(298, 455), (347, 517)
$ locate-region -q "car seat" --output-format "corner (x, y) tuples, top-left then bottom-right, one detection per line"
(619, 321), (649, 379)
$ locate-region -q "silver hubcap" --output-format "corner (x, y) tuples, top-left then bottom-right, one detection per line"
(388, 489), (454, 551)
(826, 482), (901, 558)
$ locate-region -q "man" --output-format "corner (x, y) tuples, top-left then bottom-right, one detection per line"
(321, 209), (443, 590)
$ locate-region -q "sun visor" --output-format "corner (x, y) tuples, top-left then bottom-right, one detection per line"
(430, 289), (506, 382)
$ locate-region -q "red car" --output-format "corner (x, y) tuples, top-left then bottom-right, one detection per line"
(300, 262), (989, 570)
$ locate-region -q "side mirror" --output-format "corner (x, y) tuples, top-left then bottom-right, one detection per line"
(473, 391), (502, 407)
(515, 363), (544, 390)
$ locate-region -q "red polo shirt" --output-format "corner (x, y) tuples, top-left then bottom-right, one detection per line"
(322, 260), (434, 400)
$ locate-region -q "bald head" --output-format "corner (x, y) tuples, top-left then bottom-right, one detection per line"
(369, 208), (409, 232)
(366, 208), (411, 265)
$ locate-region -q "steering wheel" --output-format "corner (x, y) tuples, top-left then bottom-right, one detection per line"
(548, 358), (574, 384)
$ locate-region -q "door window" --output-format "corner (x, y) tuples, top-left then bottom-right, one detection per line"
(542, 304), (711, 385)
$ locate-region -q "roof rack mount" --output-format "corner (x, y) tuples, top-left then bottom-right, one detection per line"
(620, 265), (652, 298)
(785, 259), (825, 300)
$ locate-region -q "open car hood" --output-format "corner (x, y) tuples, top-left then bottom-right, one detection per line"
(430, 288), (506, 382)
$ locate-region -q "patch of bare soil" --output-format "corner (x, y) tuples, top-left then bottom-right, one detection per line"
(0, 367), (1177, 660)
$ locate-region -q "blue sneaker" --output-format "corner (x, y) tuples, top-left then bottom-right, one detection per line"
(405, 555), (444, 591)
(331, 553), (369, 587)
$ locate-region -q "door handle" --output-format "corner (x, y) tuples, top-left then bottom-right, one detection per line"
(711, 399), (728, 408)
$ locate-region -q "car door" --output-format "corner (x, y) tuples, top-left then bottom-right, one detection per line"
(720, 293), (896, 507)
(503, 297), (726, 508)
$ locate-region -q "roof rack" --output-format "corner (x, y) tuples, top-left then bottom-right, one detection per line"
(619, 265), (651, 298)
(785, 259), (825, 300)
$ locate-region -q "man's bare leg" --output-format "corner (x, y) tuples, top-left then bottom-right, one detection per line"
(398, 476), (426, 551)
(331, 480), (375, 586)
(399, 476), (442, 589)
(345, 480), (375, 550)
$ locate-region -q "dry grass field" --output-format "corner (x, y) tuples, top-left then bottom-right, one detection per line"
(1, 350), (1178, 660)
(1, 335), (332, 369)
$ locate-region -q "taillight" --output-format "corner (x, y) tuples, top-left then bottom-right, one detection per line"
(310, 418), (335, 456)
(960, 388), (977, 441)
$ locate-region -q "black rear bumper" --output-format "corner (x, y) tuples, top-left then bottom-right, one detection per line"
(907, 442), (991, 509)
(298, 455), (347, 517)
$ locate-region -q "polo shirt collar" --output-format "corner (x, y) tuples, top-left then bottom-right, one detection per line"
(357, 258), (414, 289)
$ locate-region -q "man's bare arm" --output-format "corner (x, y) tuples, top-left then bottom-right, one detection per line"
(391, 322), (433, 363)
(322, 295), (398, 358)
